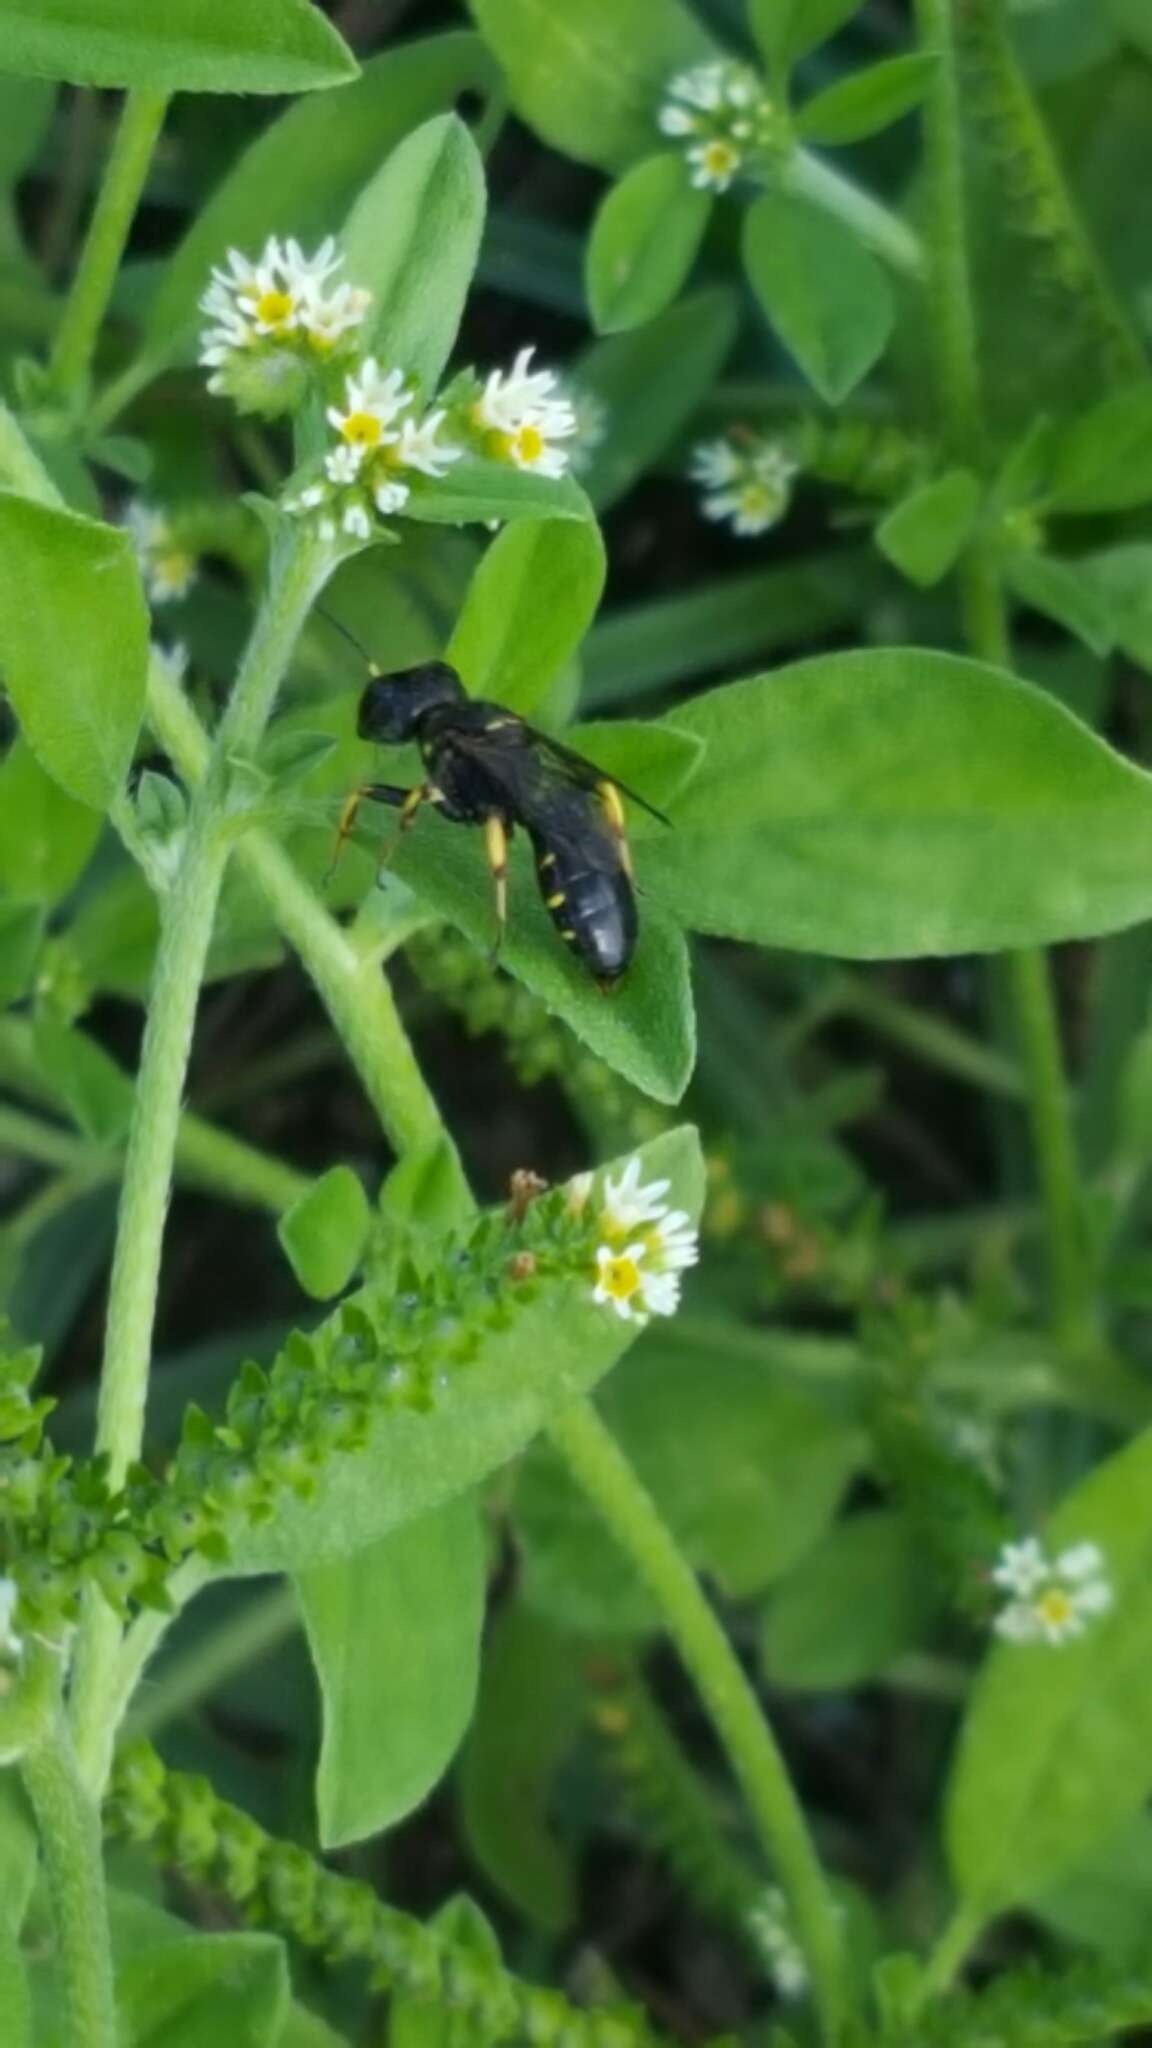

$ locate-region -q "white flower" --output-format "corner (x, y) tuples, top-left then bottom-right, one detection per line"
(687, 136), (743, 192)
(745, 1889), (807, 1999)
(473, 345), (577, 477)
(647, 1208), (699, 1271)
(991, 1536), (1114, 1647)
(0, 1578), (22, 1661)
(690, 438), (743, 489)
(668, 62), (726, 112)
(391, 409), (463, 478)
(304, 279), (373, 351)
(327, 357), (414, 457)
(325, 443), (365, 486)
(199, 235), (371, 376)
(658, 103), (699, 137)
(601, 1157), (672, 1234)
(566, 1171), (594, 1216)
(567, 387), (610, 474)
(693, 435), (798, 537)
(592, 1243), (681, 1324)
(342, 502), (372, 541)
(123, 500), (197, 605)
(374, 478), (411, 517)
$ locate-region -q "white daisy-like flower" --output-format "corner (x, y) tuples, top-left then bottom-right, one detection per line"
(991, 1536), (1114, 1647)
(646, 1208), (700, 1271)
(658, 102), (699, 137)
(690, 438), (743, 489)
(693, 435), (798, 538)
(745, 1889), (808, 1999)
(668, 62), (727, 112)
(473, 346), (577, 477)
(657, 58), (782, 194)
(592, 1243), (681, 1324)
(304, 279), (373, 352)
(325, 443), (365, 487)
(198, 236), (372, 412)
(342, 502), (372, 541)
(123, 500), (198, 605)
(390, 409), (463, 478)
(601, 1157), (673, 1234)
(0, 1578), (23, 1661)
(327, 358), (414, 461)
(687, 136), (743, 192)
(374, 478), (411, 517)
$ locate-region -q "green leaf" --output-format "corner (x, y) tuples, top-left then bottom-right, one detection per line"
(459, 1602), (582, 1931)
(32, 1016), (132, 1145)
(1109, 0), (1152, 66)
(1006, 551), (1116, 657)
(0, 904), (42, 1011)
(0, 1922), (30, 2048)
(640, 648), (1152, 957)
(1033, 1814), (1152, 1963)
(341, 114), (485, 398)
(586, 155), (710, 334)
(403, 461), (588, 527)
(0, 740), (101, 905)
(749, 0), (864, 73)
(115, 1930), (289, 2046)
(796, 54), (937, 145)
(446, 517), (607, 716)
(297, 1496), (485, 1848)
(575, 287), (738, 511)
(0, 1773), (37, 1935)
(759, 1512), (939, 1690)
(567, 719), (705, 812)
(466, 0), (714, 172)
(947, 1426), (1152, 1914)
(512, 1338), (865, 1635)
(278, 1165), (371, 1301)
(0, 495), (149, 812)
(143, 36), (500, 367)
(1079, 543), (1152, 674)
(0, 0), (356, 93)
(231, 1128), (705, 1574)
(742, 192), (893, 404)
(1049, 384), (1152, 513)
(875, 470), (980, 587)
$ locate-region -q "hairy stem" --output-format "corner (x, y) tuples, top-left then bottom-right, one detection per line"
(550, 1399), (845, 2045)
(21, 1718), (118, 2048)
(48, 89), (169, 402)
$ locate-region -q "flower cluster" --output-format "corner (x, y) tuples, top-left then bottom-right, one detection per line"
(124, 501), (198, 605)
(991, 1536), (1113, 1646)
(745, 1888), (808, 1999)
(657, 60), (785, 192)
(690, 433), (799, 536)
(199, 236), (370, 415)
(579, 1157), (699, 1325)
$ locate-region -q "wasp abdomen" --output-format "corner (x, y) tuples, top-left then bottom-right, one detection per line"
(532, 836), (637, 985)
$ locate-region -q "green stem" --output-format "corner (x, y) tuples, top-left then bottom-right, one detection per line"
(784, 148), (924, 279)
(1000, 947), (1095, 1352)
(913, 0), (983, 462)
(48, 89), (169, 402)
(550, 1399), (845, 2045)
(20, 1718), (118, 2048)
(125, 1581), (297, 1739)
(916, 1900), (986, 2008)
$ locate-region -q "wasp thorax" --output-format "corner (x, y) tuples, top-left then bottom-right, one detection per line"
(356, 662), (466, 744)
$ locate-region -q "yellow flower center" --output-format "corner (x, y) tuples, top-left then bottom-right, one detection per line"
(513, 421), (546, 464)
(154, 549), (195, 594)
(1036, 1587), (1074, 1630)
(341, 411), (384, 449)
(253, 287), (296, 328)
(740, 482), (776, 516)
(599, 1254), (642, 1303)
(703, 139), (739, 178)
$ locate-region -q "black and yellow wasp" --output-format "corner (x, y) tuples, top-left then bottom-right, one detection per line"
(333, 658), (668, 987)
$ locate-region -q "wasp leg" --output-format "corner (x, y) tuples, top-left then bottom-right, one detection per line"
(484, 813), (510, 961)
(327, 782), (429, 886)
(597, 778), (634, 880)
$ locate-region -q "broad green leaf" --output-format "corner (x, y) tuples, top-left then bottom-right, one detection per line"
(231, 1128), (704, 1574)
(586, 155), (710, 334)
(0, 1922), (30, 2048)
(115, 1930), (289, 2046)
(32, 1016), (132, 1145)
(1006, 551), (1115, 657)
(342, 115), (485, 398)
(749, 0), (864, 73)
(279, 2006), (347, 2048)
(567, 719), (705, 812)
(404, 460), (587, 526)
(1032, 1814), (1152, 1963)
(1048, 385), (1152, 513)
(297, 1497), (485, 1848)
(1079, 543), (1152, 674)
(875, 470), (980, 588)
(947, 1426), (1152, 1913)
(446, 517), (606, 715)
(759, 1512), (939, 1690)
(0, 0), (356, 93)
(0, 740), (101, 904)
(277, 1165), (371, 1301)
(143, 36), (501, 367)
(0, 496), (148, 812)
(0, 905), (42, 1011)
(640, 648), (1152, 957)
(742, 192), (893, 404)
(459, 1603), (582, 1931)
(795, 54), (936, 145)
(512, 1338), (865, 1634)
(575, 288), (739, 511)
(466, 0), (714, 172)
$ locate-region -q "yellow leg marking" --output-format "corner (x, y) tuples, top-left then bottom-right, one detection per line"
(598, 779), (633, 879)
(484, 814), (509, 951)
(539, 849), (557, 869)
(327, 786), (368, 885)
(546, 892), (566, 910)
(399, 784), (429, 831)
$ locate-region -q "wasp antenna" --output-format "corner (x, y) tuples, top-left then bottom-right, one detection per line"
(316, 602), (375, 670)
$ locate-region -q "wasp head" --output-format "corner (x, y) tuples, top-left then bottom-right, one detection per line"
(357, 662), (465, 744)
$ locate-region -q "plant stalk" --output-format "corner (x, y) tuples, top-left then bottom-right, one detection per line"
(48, 89), (169, 402)
(21, 1719), (118, 2048)
(550, 1398), (846, 2045)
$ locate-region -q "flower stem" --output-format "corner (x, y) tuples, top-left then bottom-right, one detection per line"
(549, 1398), (846, 2046)
(784, 149), (924, 279)
(47, 89), (169, 403)
(20, 1717), (118, 2048)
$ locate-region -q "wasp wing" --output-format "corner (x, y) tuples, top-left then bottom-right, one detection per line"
(448, 715), (671, 827)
